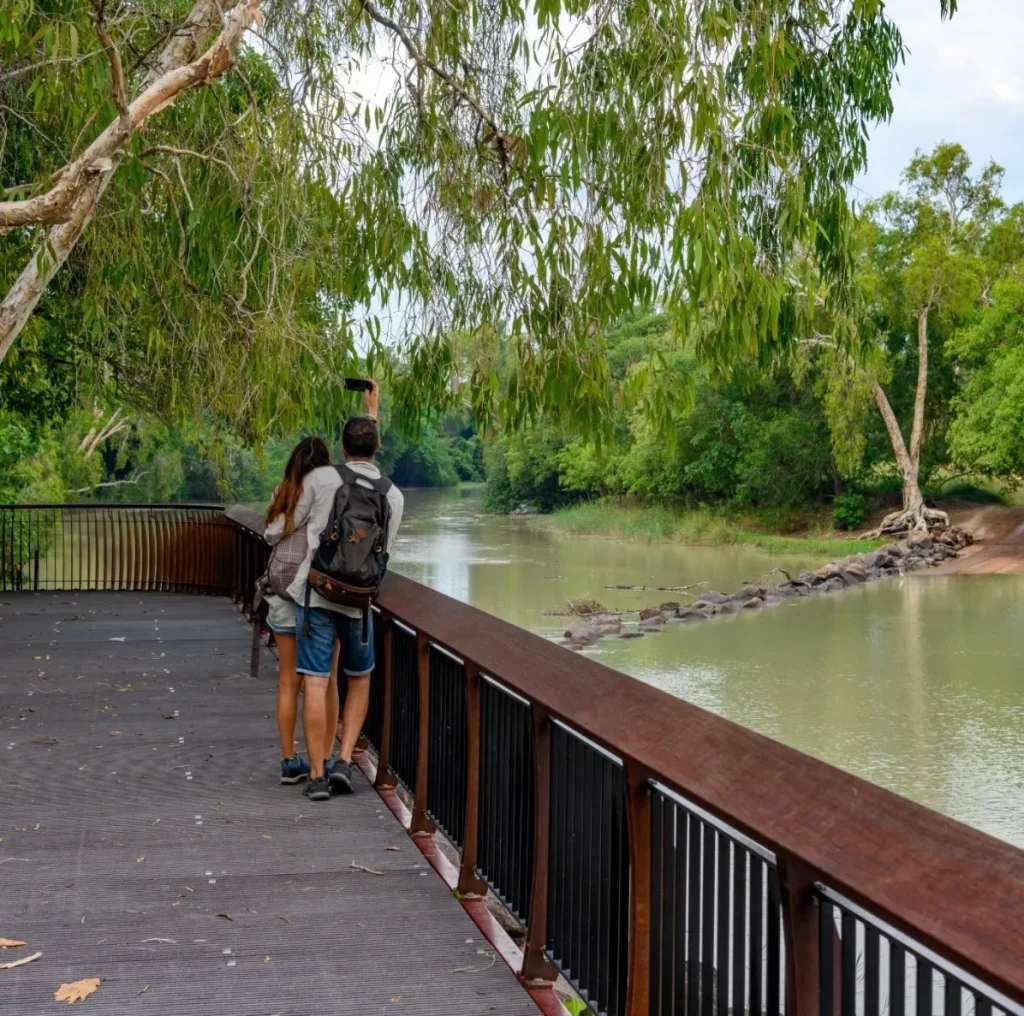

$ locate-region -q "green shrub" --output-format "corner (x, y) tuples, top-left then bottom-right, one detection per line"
(832, 492), (868, 530)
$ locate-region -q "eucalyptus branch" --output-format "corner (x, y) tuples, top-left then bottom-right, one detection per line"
(357, 0), (511, 164)
(139, 144), (238, 180)
(90, 0), (131, 123)
(0, 52), (105, 84)
(0, 0), (260, 233)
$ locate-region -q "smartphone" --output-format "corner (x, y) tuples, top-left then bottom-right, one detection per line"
(343, 377), (374, 392)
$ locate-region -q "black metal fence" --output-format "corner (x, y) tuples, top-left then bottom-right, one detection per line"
(388, 622), (419, 792)
(0, 505), (231, 593)
(477, 674), (534, 924)
(547, 721), (630, 1016)
(651, 783), (784, 1016)
(819, 888), (1015, 1016)
(426, 644), (468, 846)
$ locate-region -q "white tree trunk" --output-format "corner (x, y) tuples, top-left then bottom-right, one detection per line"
(865, 307), (948, 536)
(0, 0), (256, 366)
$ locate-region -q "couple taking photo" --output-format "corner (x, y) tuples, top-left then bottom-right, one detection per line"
(260, 380), (404, 802)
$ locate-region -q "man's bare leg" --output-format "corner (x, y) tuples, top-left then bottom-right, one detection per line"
(275, 634), (302, 759)
(324, 639), (341, 764)
(301, 675), (330, 780)
(338, 672), (371, 764)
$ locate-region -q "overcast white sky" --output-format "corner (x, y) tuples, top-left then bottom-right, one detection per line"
(858, 0), (1024, 204)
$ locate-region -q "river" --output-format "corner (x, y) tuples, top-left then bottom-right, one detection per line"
(395, 486), (1024, 848)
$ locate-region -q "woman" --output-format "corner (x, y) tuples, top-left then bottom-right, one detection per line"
(264, 437), (339, 784)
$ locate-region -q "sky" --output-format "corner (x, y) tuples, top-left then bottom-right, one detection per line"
(859, 0), (1024, 204)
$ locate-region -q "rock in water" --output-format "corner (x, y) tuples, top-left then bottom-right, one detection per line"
(563, 621), (600, 645)
(639, 606), (664, 620)
(693, 590), (729, 607)
(673, 606), (707, 621)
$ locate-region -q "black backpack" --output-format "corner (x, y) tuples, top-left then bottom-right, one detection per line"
(304, 464), (392, 640)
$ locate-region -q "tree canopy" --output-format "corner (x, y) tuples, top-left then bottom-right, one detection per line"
(1, 0), (906, 443)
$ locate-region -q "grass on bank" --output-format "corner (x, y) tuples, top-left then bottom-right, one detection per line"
(540, 500), (887, 556)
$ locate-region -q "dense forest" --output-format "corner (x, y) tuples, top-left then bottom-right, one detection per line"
(4, 144), (1024, 532)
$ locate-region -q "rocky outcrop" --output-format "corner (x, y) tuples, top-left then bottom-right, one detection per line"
(560, 527), (972, 649)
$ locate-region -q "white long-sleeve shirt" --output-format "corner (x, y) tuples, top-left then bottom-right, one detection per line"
(284, 461), (404, 617)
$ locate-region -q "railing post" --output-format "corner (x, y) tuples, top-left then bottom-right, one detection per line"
(624, 758), (654, 1016)
(457, 662), (488, 898)
(520, 705), (559, 986)
(374, 614), (397, 791)
(409, 631), (436, 837)
(779, 855), (821, 1016)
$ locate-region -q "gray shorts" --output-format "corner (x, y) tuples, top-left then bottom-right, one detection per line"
(265, 595), (296, 636)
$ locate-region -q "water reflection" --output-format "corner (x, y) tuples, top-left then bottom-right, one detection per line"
(395, 488), (1024, 847)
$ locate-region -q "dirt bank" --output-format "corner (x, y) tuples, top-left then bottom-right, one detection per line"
(926, 504), (1024, 575)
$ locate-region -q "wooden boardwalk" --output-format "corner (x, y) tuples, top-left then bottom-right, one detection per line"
(0, 591), (541, 1015)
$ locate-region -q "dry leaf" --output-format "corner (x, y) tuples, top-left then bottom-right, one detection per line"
(54, 978), (100, 1003)
(263, 956), (270, 963)
(350, 861), (384, 876)
(277, 915), (290, 924)
(137, 986), (149, 996)
(215, 912), (233, 922)
(0, 938), (26, 949)
(141, 938), (175, 944)
(0, 950), (41, 970)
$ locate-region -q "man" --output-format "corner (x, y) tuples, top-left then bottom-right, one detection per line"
(286, 381), (404, 801)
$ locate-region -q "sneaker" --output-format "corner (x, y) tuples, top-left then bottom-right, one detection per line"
(303, 775), (330, 801)
(328, 759), (355, 795)
(280, 756), (311, 784)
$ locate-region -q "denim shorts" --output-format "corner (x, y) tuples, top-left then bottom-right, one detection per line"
(265, 595), (296, 636)
(295, 606), (374, 678)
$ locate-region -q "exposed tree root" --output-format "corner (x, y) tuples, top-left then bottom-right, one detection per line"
(862, 503), (950, 539)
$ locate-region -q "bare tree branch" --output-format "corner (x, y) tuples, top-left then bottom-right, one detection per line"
(75, 470), (149, 494)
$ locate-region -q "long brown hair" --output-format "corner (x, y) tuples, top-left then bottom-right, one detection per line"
(265, 436), (331, 534)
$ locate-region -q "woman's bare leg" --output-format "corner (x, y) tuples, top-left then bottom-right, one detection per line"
(275, 634), (302, 758)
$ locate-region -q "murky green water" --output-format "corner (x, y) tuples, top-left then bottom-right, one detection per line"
(397, 487), (1024, 847)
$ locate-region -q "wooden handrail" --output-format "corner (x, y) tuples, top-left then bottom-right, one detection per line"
(372, 569), (1024, 1006)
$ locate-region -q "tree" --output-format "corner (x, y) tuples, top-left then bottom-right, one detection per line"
(2, 0), (906, 441)
(811, 143), (1013, 533)
(947, 274), (1024, 484)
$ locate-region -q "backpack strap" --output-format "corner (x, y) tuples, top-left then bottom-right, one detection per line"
(336, 462), (392, 495)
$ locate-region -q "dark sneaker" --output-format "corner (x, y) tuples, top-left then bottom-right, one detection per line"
(280, 756), (311, 784)
(303, 775), (330, 801)
(328, 759), (355, 795)
(323, 758), (334, 778)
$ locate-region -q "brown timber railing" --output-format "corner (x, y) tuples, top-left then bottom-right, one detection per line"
(5, 502), (1024, 1016)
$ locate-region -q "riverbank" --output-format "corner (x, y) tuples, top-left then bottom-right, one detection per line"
(539, 501), (885, 556)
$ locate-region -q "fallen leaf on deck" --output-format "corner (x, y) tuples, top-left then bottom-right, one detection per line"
(261, 835), (271, 840)
(136, 856), (144, 863)
(278, 915), (290, 924)
(0, 939), (26, 949)
(215, 913), (233, 921)
(0, 950), (41, 970)
(54, 977), (100, 1003)
(141, 938), (175, 944)
(350, 861), (384, 876)
(263, 956), (270, 963)
(385, 846), (401, 851)
(391, 996), (404, 1003)
(137, 986), (149, 995)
